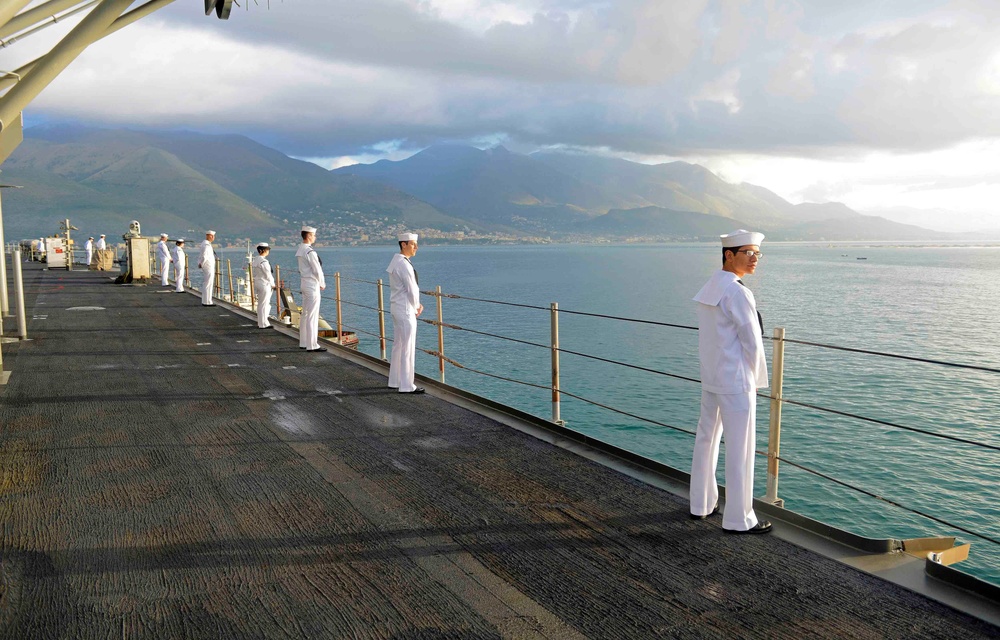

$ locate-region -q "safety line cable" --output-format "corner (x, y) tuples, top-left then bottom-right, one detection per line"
(555, 388), (697, 437)
(338, 323), (389, 342)
(418, 317), (703, 385)
(417, 316), (998, 452)
(425, 288), (999, 374)
(768, 395), (1000, 453)
(322, 297), (381, 313)
(335, 274), (381, 285)
(780, 337), (1000, 375)
(773, 453), (1000, 547)
(429, 292), (550, 311)
(426, 350), (697, 437)
(333, 288), (1000, 451)
(420, 350), (553, 391)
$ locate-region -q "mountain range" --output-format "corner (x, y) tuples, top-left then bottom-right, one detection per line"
(0, 125), (942, 243)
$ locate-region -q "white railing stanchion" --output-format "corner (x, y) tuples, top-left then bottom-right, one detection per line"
(436, 285), (445, 383)
(377, 279), (387, 360)
(248, 261), (256, 311)
(13, 249), (27, 340)
(766, 326), (786, 507)
(335, 272), (343, 345)
(0, 217), (9, 318)
(551, 302), (562, 425)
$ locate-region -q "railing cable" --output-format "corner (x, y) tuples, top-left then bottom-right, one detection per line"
(421, 349), (696, 437)
(772, 453), (1000, 547)
(338, 322), (390, 343)
(765, 394), (1000, 453)
(781, 337), (1000, 375)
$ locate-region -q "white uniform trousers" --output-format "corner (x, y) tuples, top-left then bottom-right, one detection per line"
(299, 282), (321, 349)
(388, 308), (417, 392)
(86, 249), (93, 267)
(690, 390), (760, 531)
(201, 266), (215, 305)
(255, 284), (272, 328)
(160, 260), (170, 286)
(174, 263), (185, 292)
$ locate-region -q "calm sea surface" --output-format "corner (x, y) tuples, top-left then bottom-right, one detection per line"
(209, 242), (1000, 585)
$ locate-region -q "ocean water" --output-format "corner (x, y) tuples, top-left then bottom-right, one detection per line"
(209, 243), (1000, 585)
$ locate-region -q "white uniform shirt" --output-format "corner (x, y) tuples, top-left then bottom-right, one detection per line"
(295, 243), (325, 288)
(85, 239), (94, 252)
(386, 253), (420, 314)
(95, 238), (106, 250)
(693, 270), (768, 394)
(172, 245), (186, 268)
(198, 239), (215, 269)
(252, 255), (275, 289)
(156, 240), (171, 264)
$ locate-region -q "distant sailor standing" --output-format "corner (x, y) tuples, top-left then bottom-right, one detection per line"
(85, 237), (94, 267)
(253, 243), (276, 329)
(386, 232), (424, 394)
(172, 239), (186, 293)
(296, 226), (326, 352)
(198, 230), (217, 306)
(690, 229), (771, 534)
(156, 233), (172, 286)
(95, 234), (107, 251)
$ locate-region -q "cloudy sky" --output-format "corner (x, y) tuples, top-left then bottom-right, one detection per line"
(6, 0), (1000, 230)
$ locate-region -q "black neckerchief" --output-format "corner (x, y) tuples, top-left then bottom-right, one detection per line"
(403, 255), (418, 285)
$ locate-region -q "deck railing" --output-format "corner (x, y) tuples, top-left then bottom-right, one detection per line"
(3, 245), (998, 570)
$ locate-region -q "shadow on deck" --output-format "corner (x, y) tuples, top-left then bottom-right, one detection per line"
(0, 264), (996, 639)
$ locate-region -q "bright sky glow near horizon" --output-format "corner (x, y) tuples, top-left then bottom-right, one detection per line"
(5, 0), (1000, 231)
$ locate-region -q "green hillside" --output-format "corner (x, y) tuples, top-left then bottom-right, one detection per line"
(0, 126), (471, 242)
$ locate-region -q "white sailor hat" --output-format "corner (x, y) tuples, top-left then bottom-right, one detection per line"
(720, 229), (764, 248)
(257, 242), (270, 248)
(397, 232), (418, 242)
(176, 238), (185, 243)
(160, 233), (168, 238)
(301, 225), (317, 233)
(206, 230), (216, 235)
(88, 236), (94, 240)
(99, 234), (106, 237)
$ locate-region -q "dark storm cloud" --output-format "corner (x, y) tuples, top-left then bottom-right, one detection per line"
(18, 0), (1000, 160)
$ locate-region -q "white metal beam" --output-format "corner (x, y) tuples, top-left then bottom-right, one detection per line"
(0, 0), (133, 133)
(0, 0), (92, 41)
(0, 0), (32, 32)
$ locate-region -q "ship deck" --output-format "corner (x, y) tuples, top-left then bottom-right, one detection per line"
(0, 263), (997, 639)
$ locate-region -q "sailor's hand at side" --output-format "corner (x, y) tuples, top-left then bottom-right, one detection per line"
(416, 304), (424, 317)
(321, 285), (326, 291)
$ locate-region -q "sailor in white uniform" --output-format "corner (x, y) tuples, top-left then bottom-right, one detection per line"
(198, 230), (217, 306)
(690, 229), (771, 534)
(252, 243), (276, 329)
(85, 237), (94, 267)
(386, 232), (424, 394)
(172, 239), (186, 293)
(156, 233), (172, 286)
(295, 226), (326, 351)
(95, 234), (107, 251)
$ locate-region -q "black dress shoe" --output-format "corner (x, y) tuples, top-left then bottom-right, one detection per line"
(307, 347), (327, 352)
(724, 521), (772, 535)
(399, 387), (425, 394)
(689, 503), (720, 520)
(202, 304), (215, 306)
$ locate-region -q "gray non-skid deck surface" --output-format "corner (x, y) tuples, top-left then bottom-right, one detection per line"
(0, 265), (996, 640)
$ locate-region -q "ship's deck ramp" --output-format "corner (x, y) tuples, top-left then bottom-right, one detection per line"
(0, 264), (996, 639)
